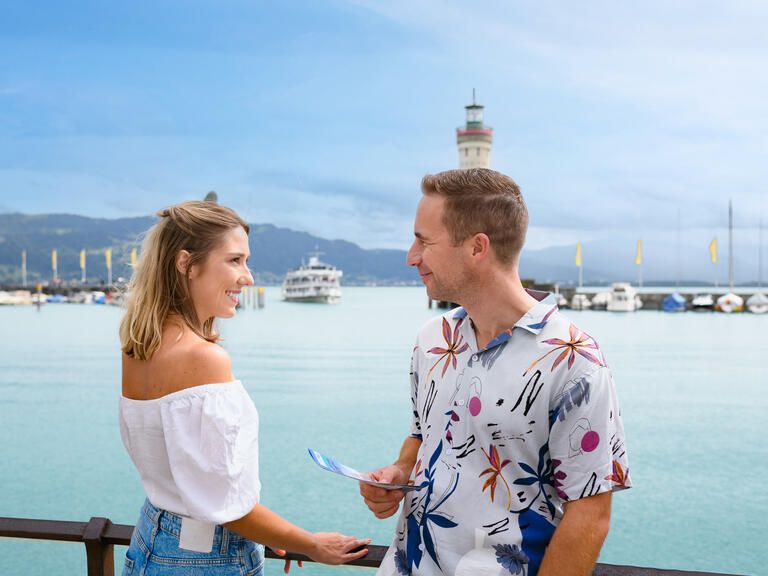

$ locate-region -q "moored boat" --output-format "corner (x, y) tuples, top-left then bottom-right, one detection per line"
(746, 292), (768, 314)
(0, 290), (34, 305)
(607, 282), (642, 312)
(662, 292), (687, 312)
(691, 294), (714, 311)
(716, 293), (743, 313)
(591, 291), (611, 310)
(570, 293), (592, 310)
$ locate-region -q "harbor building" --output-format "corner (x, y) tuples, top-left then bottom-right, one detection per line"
(457, 92), (493, 169)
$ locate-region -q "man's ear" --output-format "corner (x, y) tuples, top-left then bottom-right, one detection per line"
(470, 233), (491, 260)
(176, 250), (192, 276)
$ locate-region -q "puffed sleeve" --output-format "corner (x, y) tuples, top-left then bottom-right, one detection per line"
(548, 365), (631, 502)
(160, 385), (261, 524)
(409, 344), (423, 440)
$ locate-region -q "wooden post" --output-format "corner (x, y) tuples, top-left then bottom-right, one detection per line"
(83, 517), (114, 576)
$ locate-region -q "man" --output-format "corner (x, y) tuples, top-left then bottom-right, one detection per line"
(360, 169), (630, 576)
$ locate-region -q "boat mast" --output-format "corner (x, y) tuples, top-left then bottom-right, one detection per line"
(676, 209), (681, 290)
(759, 218), (764, 289)
(728, 199), (734, 292)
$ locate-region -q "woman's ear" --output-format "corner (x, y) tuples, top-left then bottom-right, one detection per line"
(175, 250), (192, 276)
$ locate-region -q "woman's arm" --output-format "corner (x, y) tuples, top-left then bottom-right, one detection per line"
(224, 503), (370, 565)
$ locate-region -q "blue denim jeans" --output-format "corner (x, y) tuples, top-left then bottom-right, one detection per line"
(122, 500), (264, 576)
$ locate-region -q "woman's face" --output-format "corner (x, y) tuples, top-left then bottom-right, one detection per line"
(187, 226), (254, 320)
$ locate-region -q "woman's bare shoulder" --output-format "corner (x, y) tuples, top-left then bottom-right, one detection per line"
(182, 339), (234, 385)
(123, 332), (234, 399)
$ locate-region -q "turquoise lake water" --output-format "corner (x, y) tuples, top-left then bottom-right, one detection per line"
(0, 287), (764, 576)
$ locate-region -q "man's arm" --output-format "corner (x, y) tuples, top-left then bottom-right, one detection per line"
(359, 436), (422, 519)
(538, 491), (612, 576)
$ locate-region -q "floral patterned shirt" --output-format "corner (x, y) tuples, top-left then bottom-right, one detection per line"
(377, 291), (631, 576)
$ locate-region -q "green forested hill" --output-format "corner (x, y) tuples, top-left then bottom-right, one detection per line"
(0, 213), (418, 285)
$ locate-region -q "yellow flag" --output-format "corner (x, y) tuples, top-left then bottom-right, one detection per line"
(105, 247), (112, 270)
(709, 238), (717, 264)
(131, 248), (138, 268)
(635, 240), (642, 266)
(575, 242), (582, 267)
(51, 249), (57, 270)
(80, 249), (86, 270)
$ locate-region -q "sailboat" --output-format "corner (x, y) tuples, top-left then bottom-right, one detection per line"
(747, 293), (768, 314)
(663, 215), (686, 312)
(716, 200), (743, 313)
(746, 219), (767, 314)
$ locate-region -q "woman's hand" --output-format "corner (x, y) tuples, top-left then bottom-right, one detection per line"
(308, 532), (371, 565)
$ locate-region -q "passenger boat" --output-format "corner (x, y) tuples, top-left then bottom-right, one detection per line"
(606, 282), (642, 312)
(281, 252), (343, 304)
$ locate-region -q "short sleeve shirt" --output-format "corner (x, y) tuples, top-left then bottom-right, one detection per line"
(377, 291), (631, 576)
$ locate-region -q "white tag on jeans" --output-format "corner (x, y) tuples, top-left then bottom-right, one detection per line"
(179, 517), (215, 552)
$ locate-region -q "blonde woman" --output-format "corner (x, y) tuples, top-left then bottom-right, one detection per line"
(119, 201), (369, 576)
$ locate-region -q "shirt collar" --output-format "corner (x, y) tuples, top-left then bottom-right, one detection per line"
(452, 289), (559, 350)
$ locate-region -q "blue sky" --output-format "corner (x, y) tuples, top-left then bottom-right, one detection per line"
(1, 1), (767, 277)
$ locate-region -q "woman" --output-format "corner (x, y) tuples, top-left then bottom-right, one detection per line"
(118, 201), (369, 575)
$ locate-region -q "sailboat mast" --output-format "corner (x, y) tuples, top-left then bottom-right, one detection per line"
(759, 219), (764, 289)
(728, 199), (734, 292)
(676, 209), (681, 289)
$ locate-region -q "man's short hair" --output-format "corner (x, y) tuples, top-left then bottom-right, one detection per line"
(421, 168), (528, 265)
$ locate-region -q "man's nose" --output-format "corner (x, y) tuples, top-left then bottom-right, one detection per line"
(406, 243), (420, 267)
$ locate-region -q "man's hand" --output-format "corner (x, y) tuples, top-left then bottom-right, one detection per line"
(359, 465), (409, 519)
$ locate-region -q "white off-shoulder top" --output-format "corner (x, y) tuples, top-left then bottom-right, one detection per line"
(119, 381), (261, 526)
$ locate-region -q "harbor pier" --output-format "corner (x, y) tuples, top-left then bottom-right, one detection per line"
(553, 285), (765, 311)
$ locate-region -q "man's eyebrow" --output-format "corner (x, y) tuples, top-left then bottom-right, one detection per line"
(414, 232), (430, 241)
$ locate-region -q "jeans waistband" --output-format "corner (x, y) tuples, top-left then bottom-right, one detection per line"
(141, 499), (248, 546)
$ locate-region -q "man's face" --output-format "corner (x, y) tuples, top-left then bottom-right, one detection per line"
(406, 195), (470, 303)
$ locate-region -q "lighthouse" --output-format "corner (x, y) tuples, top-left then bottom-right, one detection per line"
(457, 91), (493, 169)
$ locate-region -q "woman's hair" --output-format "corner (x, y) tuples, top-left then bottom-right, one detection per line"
(119, 201), (249, 361)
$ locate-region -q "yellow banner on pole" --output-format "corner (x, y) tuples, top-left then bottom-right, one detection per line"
(105, 247), (112, 270)
(635, 240), (642, 266)
(51, 249), (57, 270)
(131, 248), (138, 268)
(709, 238), (717, 264)
(80, 249), (86, 270)
(575, 242), (582, 267)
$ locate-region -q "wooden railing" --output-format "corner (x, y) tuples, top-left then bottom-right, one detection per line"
(0, 516), (742, 576)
